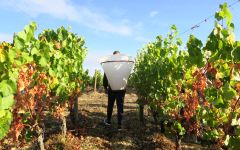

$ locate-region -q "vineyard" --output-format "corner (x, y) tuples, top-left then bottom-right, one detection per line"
(0, 2), (240, 150)
(131, 3), (240, 149)
(0, 23), (88, 148)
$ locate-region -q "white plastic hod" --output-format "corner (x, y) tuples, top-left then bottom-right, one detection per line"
(100, 54), (134, 90)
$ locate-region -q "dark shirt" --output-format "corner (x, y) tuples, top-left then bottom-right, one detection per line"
(103, 73), (109, 91)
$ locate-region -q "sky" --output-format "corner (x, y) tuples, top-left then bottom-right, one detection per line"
(0, 0), (240, 75)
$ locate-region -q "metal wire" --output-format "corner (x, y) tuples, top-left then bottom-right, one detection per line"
(178, 0), (240, 36)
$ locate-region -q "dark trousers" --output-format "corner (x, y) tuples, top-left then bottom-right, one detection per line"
(107, 90), (126, 126)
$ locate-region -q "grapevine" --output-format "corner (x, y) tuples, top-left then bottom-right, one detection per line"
(132, 3), (240, 149)
(0, 22), (88, 149)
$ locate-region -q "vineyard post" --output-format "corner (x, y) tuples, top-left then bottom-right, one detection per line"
(37, 127), (45, 150)
(139, 104), (144, 124)
(61, 115), (67, 142)
(94, 70), (97, 93)
(74, 95), (79, 125)
(138, 97), (145, 125)
(175, 134), (182, 150)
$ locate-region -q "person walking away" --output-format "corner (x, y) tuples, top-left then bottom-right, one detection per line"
(103, 51), (126, 130)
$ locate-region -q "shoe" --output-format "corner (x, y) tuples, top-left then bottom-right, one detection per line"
(117, 125), (122, 131)
(104, 118), (111, 126)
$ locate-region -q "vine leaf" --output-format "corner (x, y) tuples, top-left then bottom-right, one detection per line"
(215, 3), (232, 27)
(0, 80), (17, 97)
(0, 95), (14, 110)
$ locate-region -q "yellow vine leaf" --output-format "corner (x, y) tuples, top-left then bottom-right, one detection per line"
(0, 46), (6, 62)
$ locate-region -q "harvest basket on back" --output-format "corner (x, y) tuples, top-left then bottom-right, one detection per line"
(100, 54), (134, 90)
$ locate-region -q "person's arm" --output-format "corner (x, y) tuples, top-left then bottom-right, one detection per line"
(103, 73), (108, 92)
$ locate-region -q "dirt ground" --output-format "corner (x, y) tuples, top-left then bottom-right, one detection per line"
(43, 91), (207, 150)
(75, 91), (175, 150)
(1, 91), (210, 150)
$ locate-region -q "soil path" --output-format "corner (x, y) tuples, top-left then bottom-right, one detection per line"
(44, 91), (205, 150)
(0, 91), (210, 150)
(77, 92), (175, 150)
